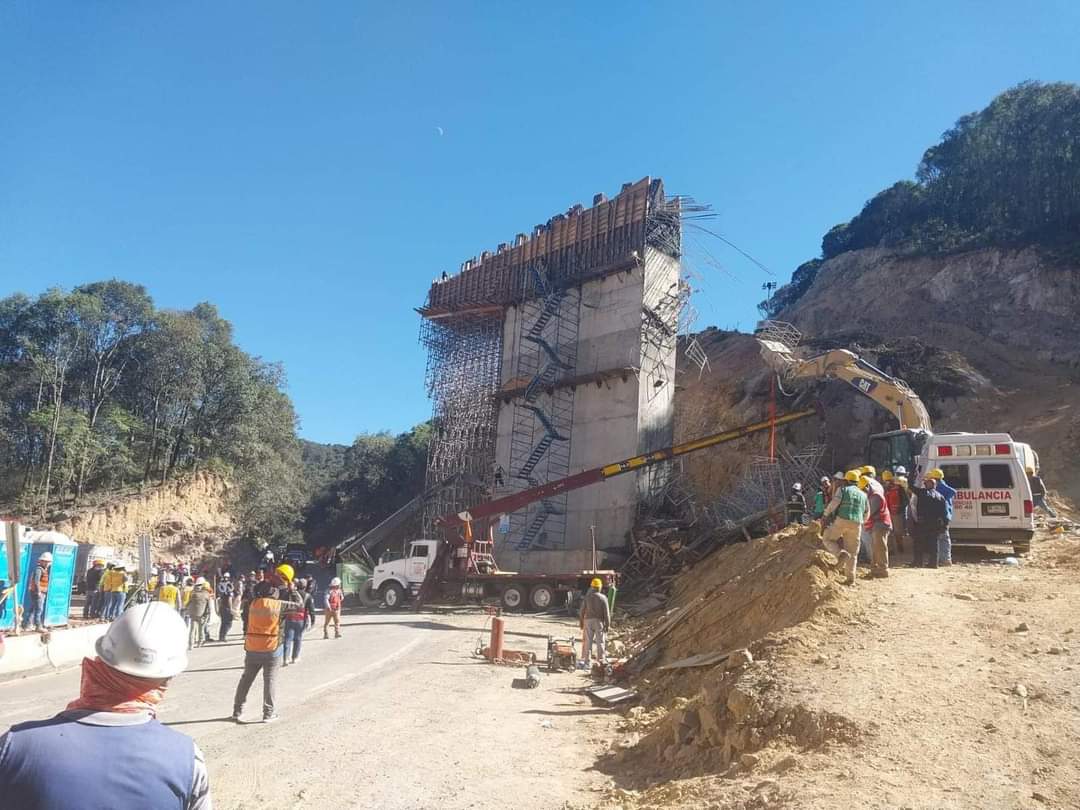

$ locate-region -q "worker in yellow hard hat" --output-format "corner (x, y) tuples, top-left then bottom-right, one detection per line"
(924, 469), (955, 564)
(273, 563), (295, 588)
(860, 474), (894, 578)
(578, 578), (611, 669)
(823, 469), (870, 585)
(881, 470), (894, 482)
(84, 558), (107, 620)
(232, 573), (303, 723)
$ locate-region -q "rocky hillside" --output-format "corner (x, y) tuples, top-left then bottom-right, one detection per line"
(676, 245), (1080, 505)
(44, 472), (236, 560)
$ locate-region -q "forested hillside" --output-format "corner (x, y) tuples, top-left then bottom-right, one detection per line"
(0, 281), (304, 543)
(764, 81), (1080, 316)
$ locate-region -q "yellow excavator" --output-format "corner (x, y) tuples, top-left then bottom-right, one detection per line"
(756, 334), (933, 472)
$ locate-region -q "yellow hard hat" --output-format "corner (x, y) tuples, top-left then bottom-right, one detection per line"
(860, 465), (876, 477)
(590, 578), (603, 589)
(844, 470), (861, 483)
(858, 476), (871, 490)
(275, 563), (295, 584)
(881, 470), (894, 482)
(928, 468), (945, 480)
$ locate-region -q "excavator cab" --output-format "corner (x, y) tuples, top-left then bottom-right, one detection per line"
(866, 429), (931, 476)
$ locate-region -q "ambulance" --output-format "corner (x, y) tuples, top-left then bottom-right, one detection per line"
(914, 432), (1036, 554)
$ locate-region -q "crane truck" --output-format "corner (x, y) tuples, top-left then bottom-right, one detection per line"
(366, 407), (821, 611)
(756, 325), (1038, 553)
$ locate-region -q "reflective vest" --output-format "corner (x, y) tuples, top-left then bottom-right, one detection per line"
(835, 485), (867, 523)
(864, 490), (894, 531)
(245, 598), (284, 653)
(158, 584), (180, 607)
(0, 713), (194, 809)
(102, 571), (128, 593)
(31, 566), (49, 594)
(884, 485), (903, 514)
(182, 586), (193, 606)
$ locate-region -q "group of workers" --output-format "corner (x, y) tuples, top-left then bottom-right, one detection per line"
(0, 562), (349, 807)
(797, 464), (956, 584)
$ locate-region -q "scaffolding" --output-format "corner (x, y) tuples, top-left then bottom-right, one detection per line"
(419, 313), (503, 534)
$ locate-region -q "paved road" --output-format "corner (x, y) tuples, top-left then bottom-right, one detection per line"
(0, 609), (608, 810)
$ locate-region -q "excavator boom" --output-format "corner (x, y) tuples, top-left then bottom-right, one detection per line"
(757, 338), (932, 432)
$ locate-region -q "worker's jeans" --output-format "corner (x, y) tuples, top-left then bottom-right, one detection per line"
(858, 528), (872, 563)
(583, 618), (607, 665)
(22, 591), (45, 630)
(824, 518), (861, 584)
(284, 620), (305, 661)
(1034, 494), (1057, 518)
(870, 524), (891, 576)
(188, 616), (206, 648)
(219, 613), (233, 642)
(234, 654), (281, 719)
(106, 592), (125, 620)
(913, 531), (939, 568)
(937, 529), (952, 566)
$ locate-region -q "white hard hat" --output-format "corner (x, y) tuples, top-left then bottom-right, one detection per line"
(894, 466), (908, 476)
(791, 482), (802, 491)
(39, 552), (53, 563)
(222, 572), (231, 578)
(330, 577), (342, 587)
(95, 602), (188, 679)
(194, 576), (207, 586)
(151, 567), (159, 575)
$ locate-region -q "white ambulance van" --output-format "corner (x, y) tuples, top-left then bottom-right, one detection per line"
(914, 432), (1036, 554)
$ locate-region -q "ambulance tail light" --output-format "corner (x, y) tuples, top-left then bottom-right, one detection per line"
(938, 446), (953, 456)
(994, 444), (1011, 455)
(1024, 500), (1033, 517)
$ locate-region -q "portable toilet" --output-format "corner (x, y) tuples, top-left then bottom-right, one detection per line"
(0, 521), (31, 631)
(22, 530), (79, 629)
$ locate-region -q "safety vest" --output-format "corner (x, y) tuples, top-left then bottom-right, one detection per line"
(182, 586), (193, 607)
(864, 490), (894, 531)
(327, 589), (343, 611)
(158, 584), (180, 607)
(245, 598), (284, 653)
(884, 486), (903, 514)
(32, 566), (49, 593)
(835, 485), (867, 522)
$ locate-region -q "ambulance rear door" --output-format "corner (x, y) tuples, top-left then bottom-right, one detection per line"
(974, 459), (1032, 537)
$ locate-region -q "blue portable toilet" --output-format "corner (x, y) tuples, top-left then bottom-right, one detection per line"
(22, 530), (78, 629)
(0, 522), (31, 632)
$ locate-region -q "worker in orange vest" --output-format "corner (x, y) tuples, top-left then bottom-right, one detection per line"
(22, 552), (52, 632)
(231, 565), (301, 723)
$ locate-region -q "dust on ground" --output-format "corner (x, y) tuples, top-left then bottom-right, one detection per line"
(580, 517), (1080, 810)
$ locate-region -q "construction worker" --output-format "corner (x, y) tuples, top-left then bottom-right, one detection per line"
(101, 563), (129, 621)
(927, 468), (956, 565)
(21, 552), (52, 632)
(185, 577), (212, 649)
(156, 573), (182, 611)
(786, 482), (807, 525)
(910, 473), (949, 568)
(0, 602), (212, 808)
(282, 577), (307, 664)
(578, 578), (611, 667)
(823, 470), (869, 585)
(324, 577), (344, 639)
(860, 474), (893, 577)
(217, 574), (235, 642)
(232, 575), (300, 723)
(883, 469), (910, 554)
(1029, 470), (1057, 518)
(83, 559), (106, 619)
(300, 579), (317, 630)
(812, 476), (831, 518)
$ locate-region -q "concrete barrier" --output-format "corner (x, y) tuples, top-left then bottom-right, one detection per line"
(0, 624), (107, 680)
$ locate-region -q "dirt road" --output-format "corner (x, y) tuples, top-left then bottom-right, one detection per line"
(0, 610), (614, 809)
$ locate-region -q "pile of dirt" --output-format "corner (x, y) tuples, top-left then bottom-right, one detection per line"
(605, 525), (860, 786)
(46, 472), (236, 560)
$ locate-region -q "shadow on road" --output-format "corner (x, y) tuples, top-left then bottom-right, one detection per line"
(186, 666), (244, 673)
(162, 716), (236, 727)
(521, 708), (611, 717)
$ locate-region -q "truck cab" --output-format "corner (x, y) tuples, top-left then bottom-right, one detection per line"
(370, 539), (439, 608)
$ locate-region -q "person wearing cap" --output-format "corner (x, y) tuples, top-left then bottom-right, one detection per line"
(324, 576), (344, 640)
(909, 473), (949, 568)
(0, 602), (212, 808)
(233, 576), (300, 723)
(83, 559), (106, 620)
(185, 578), (213, 649)
(578, 578), (611, 668)
(21, 552), (53, 632)
(823, 470), (869, 585)
(786, 482), (807, 525)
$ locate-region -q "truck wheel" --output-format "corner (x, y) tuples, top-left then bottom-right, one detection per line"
(500, 584), (526, 611)
(529, 584), (556, 611)
(358, 580), (381, 608)
(380, 581), (407, 609)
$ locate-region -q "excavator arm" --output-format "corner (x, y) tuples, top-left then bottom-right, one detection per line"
(758, 339), (932, 432)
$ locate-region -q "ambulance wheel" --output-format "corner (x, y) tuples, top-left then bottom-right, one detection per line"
(529, 584), (556, 611)
(500, 584), (526, 611)
(380, 581), (406, 609)
(1013, 541), (1031, 556)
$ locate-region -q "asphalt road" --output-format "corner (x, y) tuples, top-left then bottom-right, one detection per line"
(0, 609), (610, 810)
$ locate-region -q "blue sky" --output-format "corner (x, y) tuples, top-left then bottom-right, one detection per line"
(2, 2), (1077, 444)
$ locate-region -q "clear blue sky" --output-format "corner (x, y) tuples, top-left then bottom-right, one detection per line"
(2, 2), (1077, 444)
